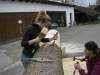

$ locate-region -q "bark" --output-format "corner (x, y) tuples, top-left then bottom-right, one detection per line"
(23, 43), (64, 75)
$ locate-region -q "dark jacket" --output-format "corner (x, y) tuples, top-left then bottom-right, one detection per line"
(21, 22), (49, 58)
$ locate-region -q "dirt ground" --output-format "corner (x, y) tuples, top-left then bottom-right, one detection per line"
(62, 57), (87, 75)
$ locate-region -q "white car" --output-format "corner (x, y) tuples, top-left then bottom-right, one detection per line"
(49, 23), (59, 29)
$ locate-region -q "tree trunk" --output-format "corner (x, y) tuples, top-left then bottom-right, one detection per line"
(23, 29), (64, 75)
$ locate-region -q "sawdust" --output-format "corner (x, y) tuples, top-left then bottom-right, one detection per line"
(62, 57), (87, 75)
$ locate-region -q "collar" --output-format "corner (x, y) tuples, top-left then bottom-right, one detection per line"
(31, 21), (41, 29)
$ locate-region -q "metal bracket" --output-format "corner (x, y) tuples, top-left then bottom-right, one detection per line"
(31, 58), (53, 62)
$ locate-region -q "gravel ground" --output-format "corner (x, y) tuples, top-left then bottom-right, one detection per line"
(62, 57), (87, 75)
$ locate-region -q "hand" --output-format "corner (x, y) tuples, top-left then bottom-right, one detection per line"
(80, 58), (86, 62)
(35, 36), (41, 43)
(74, 62), (81, 70)
(52, 32), (58, 40)
(28, 36), (41, 45)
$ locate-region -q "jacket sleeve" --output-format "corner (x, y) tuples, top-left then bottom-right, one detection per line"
(91, 61), (100, 75)
(41, 38), (50, 42)
(79, 69), (88, 75)
(21, 26), (34, 47)
(79, 59), (100, 75)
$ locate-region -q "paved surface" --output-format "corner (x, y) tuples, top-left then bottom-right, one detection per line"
(0, 24), (100, 75)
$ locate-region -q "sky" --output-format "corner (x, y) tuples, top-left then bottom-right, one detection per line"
(85, 0), (96, 7)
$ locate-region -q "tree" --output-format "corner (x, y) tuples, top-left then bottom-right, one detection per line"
(65, 0), (86, 6)
(96, 0), (100, 4)
(48, 0), (86, 6)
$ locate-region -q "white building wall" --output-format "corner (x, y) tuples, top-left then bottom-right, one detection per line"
(0, 1), (74, 27)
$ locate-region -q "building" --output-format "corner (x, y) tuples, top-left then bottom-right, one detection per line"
(0, 0), (75, 45)
(74, 6), (100, 24)
(89, 4), (100, 12)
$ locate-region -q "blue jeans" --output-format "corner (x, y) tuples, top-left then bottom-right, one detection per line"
(21, 54), (31, 69)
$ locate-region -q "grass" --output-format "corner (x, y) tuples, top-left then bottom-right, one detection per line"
(86, 21), (100, 25)
(78, 21), (100, 26)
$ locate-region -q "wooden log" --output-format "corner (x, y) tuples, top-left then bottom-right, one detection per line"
(45, 29), (66, 58)
(23, 29), (64, 75)
(45, 29), (60, 47)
